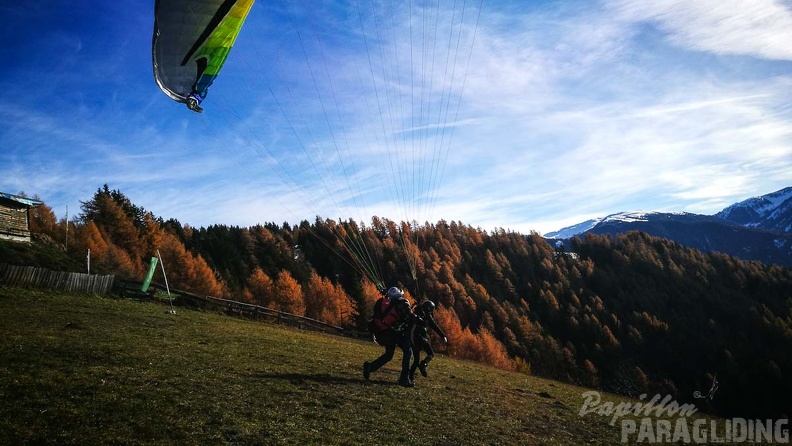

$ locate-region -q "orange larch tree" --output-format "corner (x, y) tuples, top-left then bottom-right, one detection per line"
(244, 267), (274, 306)
(273, 269), (304, 315)
(69, 221), (139, 277)
(157, 232), (225, 297)
(303, 272), (354, 326)
(27, 197), (58, 238)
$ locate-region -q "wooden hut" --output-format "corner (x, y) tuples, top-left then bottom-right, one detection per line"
(0, 192), (43, 243)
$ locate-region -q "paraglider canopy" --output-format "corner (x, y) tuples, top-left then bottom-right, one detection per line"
(152, 0), (255, 113)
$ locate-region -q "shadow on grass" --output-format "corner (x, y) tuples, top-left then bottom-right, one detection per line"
(247, 372), (395, 387)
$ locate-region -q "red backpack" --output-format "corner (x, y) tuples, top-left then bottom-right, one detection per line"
(368, 297), (401, 336)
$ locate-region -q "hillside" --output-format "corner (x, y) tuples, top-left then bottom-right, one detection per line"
(14, 187), (792, 421)
(0, 234), (82, 272)
(586, 212), (792, 267)
(0, 287), (732, 445)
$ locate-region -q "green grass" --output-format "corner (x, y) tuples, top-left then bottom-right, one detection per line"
(0, 239), (81, 272)
(0, 286), (728, 445)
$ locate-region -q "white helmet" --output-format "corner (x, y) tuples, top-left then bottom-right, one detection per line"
(386, 287), (404, 300)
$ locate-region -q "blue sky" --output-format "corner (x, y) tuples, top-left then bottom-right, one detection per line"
(2, 0), (791, 235)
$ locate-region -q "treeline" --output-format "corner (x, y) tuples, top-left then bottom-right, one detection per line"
(24, 186), (792, 419)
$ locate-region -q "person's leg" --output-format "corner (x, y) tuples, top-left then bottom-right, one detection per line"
(409, 342), (421, 381)
(397, 333), (413, 385)
(418, 342), (435, 377)
(410, 338), (430, 379)
(368, 342), (395, 373)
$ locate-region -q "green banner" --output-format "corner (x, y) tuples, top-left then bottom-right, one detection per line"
(141, 257), (159, 292)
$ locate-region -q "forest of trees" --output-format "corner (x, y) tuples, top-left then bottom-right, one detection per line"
(21, 185), (792, 419)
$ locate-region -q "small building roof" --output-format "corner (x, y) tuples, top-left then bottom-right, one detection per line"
(0, 192), (43, 207)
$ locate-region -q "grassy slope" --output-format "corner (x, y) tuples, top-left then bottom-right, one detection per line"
(0, 239), (82, 272)
(0, 287), (724, 445)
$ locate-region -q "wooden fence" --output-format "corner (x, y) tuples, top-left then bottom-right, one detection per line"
(113, 279), (371, 340)
(0, 263), (115, 295)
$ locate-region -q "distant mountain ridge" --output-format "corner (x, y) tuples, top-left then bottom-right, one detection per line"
(717, 186), (792, 233)
(543, 218), (603, 240)
(546, 187), (792, 267)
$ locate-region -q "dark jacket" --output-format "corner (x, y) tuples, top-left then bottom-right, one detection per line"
(412, 304), (445, 340)
(389, 297), (415, 332)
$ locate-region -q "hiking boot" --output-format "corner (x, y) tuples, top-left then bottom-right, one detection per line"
(418, 362), (428, 377)
(398, 378), (415, 388)
(363, 362), (371, 380)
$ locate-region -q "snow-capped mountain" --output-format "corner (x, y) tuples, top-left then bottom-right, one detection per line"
(545, 187), (792, 267)
(716, 187), (792, 233)
(546, 212), (699, 239)
(544, 218), (603, 239)
(546, 212), (701, 239)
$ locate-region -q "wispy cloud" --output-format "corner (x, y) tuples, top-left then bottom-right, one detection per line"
(420, 1), (792, 233)
(608, 0), (792, 60)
